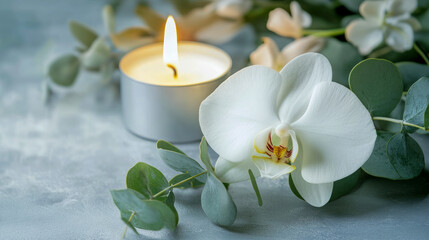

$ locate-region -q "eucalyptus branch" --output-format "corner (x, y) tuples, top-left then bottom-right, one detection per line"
(152, 171), (208, 199)
(302, 28), (345, 37)
(372, 117), (428, 131)
(121, 211), (135, 240)
(413, 43), (429, 66)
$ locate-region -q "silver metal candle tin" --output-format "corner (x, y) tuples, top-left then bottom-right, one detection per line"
(120, 43), (231, 143)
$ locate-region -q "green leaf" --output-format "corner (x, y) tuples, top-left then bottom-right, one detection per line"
(121, 216), (138, 235)
(349, 59), (403, 116)
(425, 105), (429, 130)
(403, 77), (429, 133)
(81, 37), (111, 69)
(48, 54), (80, 87)
(362, 132), (424, 180)
(111, 189), (177, 230)
(135, 5), (166, 32)
(100, 60), (116, 84)
(330, 169), (362, 201)
(111, 27), (154, 51)
(165, 191), (179, 226)
(169, 173), (204, 189)
(376, 101), (404, 133)
(201, 173), (237, 226)
(320, 38), (362, 87)
(102, 5), (115, 34)
(69, 20), (98, 49)
(288, 174), (303, 200)
(199, 137), (214, 173)
(396, 62), (429, 91)
(156, 140), (186, 155)
(157, 144), (206, 183)
(248, 169), (263, 206)
(126, 162), (169, 199)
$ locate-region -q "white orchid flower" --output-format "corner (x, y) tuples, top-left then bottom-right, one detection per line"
(199, 53), (376, 207)
(267, 2), (312, 39)
(250, 36), (325, 72)
(346, 0), (421, 55)
(215, 0), (252, 20)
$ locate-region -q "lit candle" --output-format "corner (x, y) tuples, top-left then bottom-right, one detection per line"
(120, 16), (232, 142)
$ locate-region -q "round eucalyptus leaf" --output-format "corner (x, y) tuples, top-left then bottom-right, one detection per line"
(403, 77), (429, 132)
(201, 173), (237, 226)
(69, 20), (98, 49)
(199, 137), (214, 173)
(81, 37), (111, 69)
(320, 38), (362, 87)
(126, 162), (169, 199)
(362, 132), (424, 180)
(396, 62), (429, 91)
(169, 173), (204, 189)
(48, 54), (80, 87)
(102, 5), (115, 34)
(157, 142), (207, 183)
(165, 191), (179, 226)
(111, 189), (177, 231)
(349, 59), (403, 116)
(111, 27), (154, 51)
(100, 60), (116, 84)
(330, 169), (362, 201)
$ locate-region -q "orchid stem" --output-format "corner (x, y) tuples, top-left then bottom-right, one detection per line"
(121, 211), (135, 240)
(302, 28), (345, 37)
(413, 43), (429, 66)
(151, 171), (208, 199)
(372, 117), (427, 131)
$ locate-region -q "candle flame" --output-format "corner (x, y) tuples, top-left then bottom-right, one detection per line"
(163, 15), (179, 78)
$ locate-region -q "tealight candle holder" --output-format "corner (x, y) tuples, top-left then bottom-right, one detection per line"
(120, 17), (231, 142)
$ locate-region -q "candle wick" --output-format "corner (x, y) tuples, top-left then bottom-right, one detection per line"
(167, 64), (178, 79)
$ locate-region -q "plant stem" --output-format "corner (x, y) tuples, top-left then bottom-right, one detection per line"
(121, 211), (135, 240)
(413, 43), (429, 66)
(152, 171), (208, 199)
(302, 28), (345, 37)
(372, 117), (428, 131)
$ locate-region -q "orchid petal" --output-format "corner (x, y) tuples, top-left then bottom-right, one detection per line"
(267, 8), (301, 38)
(277, 53), (332, 124)
(359, 1), (386, 24)
(200, 66), (281, 162)
(385, 22), (414, 52)
(252, 156), (296, 179)
(215, 157), (260, 183)
(216, 0), (252, 19)
(250, 37), (281, 70)
(250, 37), (287, 71)
(195, 18), (243, 44)
(291, 82), (376, 184)
(388, 0), (417, 17)
(253, 127), (272, 154)
(281, 36), (325, 64)
(291, 1), (311, 28)
(291, 156), (333, 207)
(345, 19), (383, 55)
(402, 17), (421, 31)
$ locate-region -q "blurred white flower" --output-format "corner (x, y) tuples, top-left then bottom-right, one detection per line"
(200, 53), (376, 207)
(346, 0), (421, 55)
(250, 36), (325, 71)
(267, 2), (312, 39)
(215, 0), (252, 20)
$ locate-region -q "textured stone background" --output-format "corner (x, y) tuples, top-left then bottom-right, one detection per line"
(0, 0), (428, 239)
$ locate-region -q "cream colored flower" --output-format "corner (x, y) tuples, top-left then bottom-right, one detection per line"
(215, 0), (252, 20)
(267, 2), (312, 39)
(136, 4), (244, 44)
(250, 36), (325, 71)
(346, 0), (421, 55)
